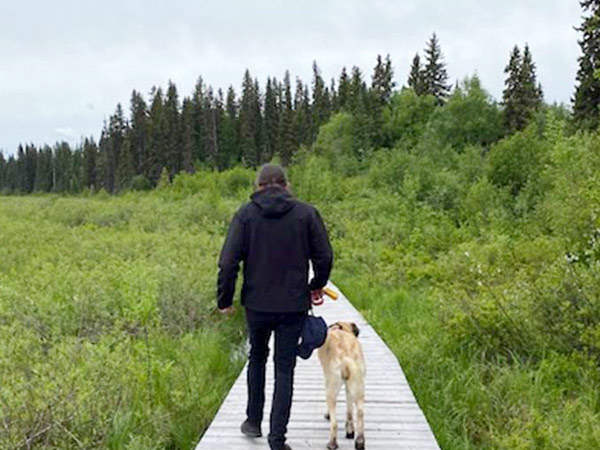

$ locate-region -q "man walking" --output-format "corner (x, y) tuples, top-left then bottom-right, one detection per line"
(217, 164), (333, 450)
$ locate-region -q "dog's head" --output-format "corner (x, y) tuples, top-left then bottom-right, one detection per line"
(329, 321), (360, 337)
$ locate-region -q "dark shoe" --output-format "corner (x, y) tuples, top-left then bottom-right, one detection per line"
(240, 419), (262, 437)
(271, 444), (292, 450)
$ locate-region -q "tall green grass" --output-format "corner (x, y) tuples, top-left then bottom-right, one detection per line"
(0, 184), (251, 449)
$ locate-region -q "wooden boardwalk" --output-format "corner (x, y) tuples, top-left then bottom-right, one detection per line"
(196, 283), (440, 450)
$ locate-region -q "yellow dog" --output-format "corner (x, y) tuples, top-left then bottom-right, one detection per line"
(317, 321), (365, 450)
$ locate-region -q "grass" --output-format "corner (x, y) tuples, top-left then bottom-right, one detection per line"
(0, 192), (246, 449)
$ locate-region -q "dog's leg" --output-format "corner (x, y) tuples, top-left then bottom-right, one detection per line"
(326, 376), (342, 450)
(344, 383), (354, 439)
(347, 376), (365, 450)
(355, 395), (365, 450)
(323, 379), (331, 421)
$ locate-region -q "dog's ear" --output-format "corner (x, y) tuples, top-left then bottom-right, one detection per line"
(351, 323), (360, 337)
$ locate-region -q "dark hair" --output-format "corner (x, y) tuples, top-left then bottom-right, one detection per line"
(256, 164), (287, 188)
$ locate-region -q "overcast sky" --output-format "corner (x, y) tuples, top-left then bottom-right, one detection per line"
(0, 0), (582, 155)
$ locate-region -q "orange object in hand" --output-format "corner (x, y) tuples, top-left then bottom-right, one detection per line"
(323, 287), (338, 300)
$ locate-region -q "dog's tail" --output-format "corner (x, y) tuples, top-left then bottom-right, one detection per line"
(341, 357), (357, 381)
(342, 365), (350, 380)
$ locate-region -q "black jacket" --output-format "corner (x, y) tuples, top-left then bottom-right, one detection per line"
(217, 186), (333, 313)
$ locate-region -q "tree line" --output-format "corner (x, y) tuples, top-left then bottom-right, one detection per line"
(0, 54), (391, 194)
(2, 0), (600, 195)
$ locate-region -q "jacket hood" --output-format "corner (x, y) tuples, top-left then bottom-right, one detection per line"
(250, 186), (296, 218)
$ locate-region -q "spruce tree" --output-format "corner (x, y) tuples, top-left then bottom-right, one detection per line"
(15, 145), (26, 192)
(82, 138), (97, 189)
(212, 89), (227, 170)
(105, 104), (127, 193)
(220, 86), (239, 168)
(253, 79), (264, 163)
(239, 70), (260, 167)
(53, 142), (73, 192)
(407, 53), (427, 95)
(367, 55), (394, 148)
(348, 67), (373, 152)
(165, 81), (182, 176)
(33, 145), (52, 192)
(147, 87), (169, 184)
(97, 124), (109, 191)
(129, 90), (148, 176)
(116, 138), (135, 191)
(349, 66), (368, 113)
(181, 97), (196, 173)
(274, 77), (283, 126)
(502, 46), (522, 132)
(43, 145), (55, 192)
(96, 104), (126, 192)
(202, 86), (219, 168)
(263, 77), (280, 162)
(71, 145), (84, 192)
(371, 54), (395, 107)
(502, 45), (543, 133)
(337, 67), (351, 111)
(212, 88), (229, 170)
(4, 156), (17, 192)
(24, 144), (37, 193)
(323, 85), (333, 120)
(330, 78), (338, 112)
(311, 61), (329, 140)
(573, 0), (600, 129)
(423, 33), (450, 104)
(294, 80), (312, 146)
(520, 46), (543, 109)
(192, 77), (207, 164)
(278, 71), (296, 165)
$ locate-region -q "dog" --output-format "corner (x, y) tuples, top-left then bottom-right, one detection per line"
(317, 321), (366, 450)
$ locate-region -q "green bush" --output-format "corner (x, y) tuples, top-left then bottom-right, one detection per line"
(131, 174), (152, 191)
(487, 126), (547, 197)
(382, 88), (436, 147)
(425, 76), (503, 149)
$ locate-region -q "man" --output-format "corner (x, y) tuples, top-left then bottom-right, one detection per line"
(217, 163), (333, 450)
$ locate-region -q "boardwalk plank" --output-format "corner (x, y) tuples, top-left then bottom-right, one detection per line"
(196, 283), (439, 450)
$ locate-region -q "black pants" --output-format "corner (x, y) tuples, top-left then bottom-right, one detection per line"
(245, 309), (305, 450)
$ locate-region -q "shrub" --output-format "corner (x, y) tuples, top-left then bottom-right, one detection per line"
(131, 174), (152, 191)
(426, 76), (503, 149)
(382, 88), (436, 148)
(487, 125), (546, 197)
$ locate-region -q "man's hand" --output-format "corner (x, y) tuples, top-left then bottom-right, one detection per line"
(311, 289), (324, 306)
(218, 306), (236, 315)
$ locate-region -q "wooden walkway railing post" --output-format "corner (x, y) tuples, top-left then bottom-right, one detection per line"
(196, 283), (440, 449)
